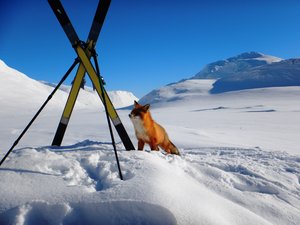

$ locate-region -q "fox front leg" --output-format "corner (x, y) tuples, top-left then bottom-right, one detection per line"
(138, 140), (145, 150)
(149, 142), (159, 151)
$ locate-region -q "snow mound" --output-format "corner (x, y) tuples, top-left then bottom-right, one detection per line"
(0, 142), (299, 225)
(1, 200), (176, 225)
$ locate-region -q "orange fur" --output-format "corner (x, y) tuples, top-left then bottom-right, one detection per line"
(129, 101), (180, 155)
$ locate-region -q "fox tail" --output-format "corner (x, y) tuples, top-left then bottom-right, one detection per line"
(169, 141), (180, 156)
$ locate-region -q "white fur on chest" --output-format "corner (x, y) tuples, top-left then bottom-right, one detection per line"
(131, 117), (150, 142)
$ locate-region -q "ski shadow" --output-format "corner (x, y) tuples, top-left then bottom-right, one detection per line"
(243, 109), (276, 113)
(191, 106), (229, 112)
(191, 105), (266, 112)
(39, 139), (124, 152)
(0, 167), (56, 176)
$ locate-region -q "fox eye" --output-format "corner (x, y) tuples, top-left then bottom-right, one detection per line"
(132, 111), (142, 117)
(131, 108), (144, 118)
(134, 112), (141, 117)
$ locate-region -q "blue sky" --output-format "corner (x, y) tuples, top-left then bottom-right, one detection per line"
(1, 0), (300, 97)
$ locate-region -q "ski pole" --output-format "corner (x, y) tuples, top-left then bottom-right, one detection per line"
(92, 52), (123, 180)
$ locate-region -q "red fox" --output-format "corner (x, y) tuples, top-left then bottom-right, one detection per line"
(129, 101), (180, 155)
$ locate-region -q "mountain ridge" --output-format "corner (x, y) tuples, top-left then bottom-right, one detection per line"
(192, 51), (282, 80)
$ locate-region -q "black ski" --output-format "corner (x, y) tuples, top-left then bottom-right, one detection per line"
(87, 0), (111, 48)
(48, 0), (80, 46)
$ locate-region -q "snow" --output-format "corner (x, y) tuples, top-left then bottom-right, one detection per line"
(229, 52), (282, 64)
(139, 79), (300, 154)
(0, 60), (300, 225)
(249, 55), (282, 64)
(139, 79), (213, 104)
(1, 145), (299, 225)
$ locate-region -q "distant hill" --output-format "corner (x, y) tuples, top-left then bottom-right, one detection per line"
(41, 81), (139, 109)
(139, 79), (214, 105)
(0, 59), (138, 111)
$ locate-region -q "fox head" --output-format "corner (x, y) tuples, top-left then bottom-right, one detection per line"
(129, 101), (150, 121)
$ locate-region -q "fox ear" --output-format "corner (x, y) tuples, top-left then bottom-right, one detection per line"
(143, 104), (150, 111)
(134, 100), (139, 108)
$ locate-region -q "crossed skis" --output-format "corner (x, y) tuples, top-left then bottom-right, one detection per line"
(1, 0), (134, 180)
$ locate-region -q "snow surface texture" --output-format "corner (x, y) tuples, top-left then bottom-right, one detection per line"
(0, 144), (299, 225)
(0, 60), (300, 224)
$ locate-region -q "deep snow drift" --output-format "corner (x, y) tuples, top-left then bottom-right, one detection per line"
(0, 60), (300, 225)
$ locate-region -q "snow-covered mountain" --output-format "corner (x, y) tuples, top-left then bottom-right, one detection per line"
(211, 58), (300, 93)
(0, 60), (138, 111)
(192, 51), (282, 79)
(191, 51), (300, 93)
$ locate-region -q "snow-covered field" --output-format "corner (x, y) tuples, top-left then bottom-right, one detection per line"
(0, 60), (300, 224)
